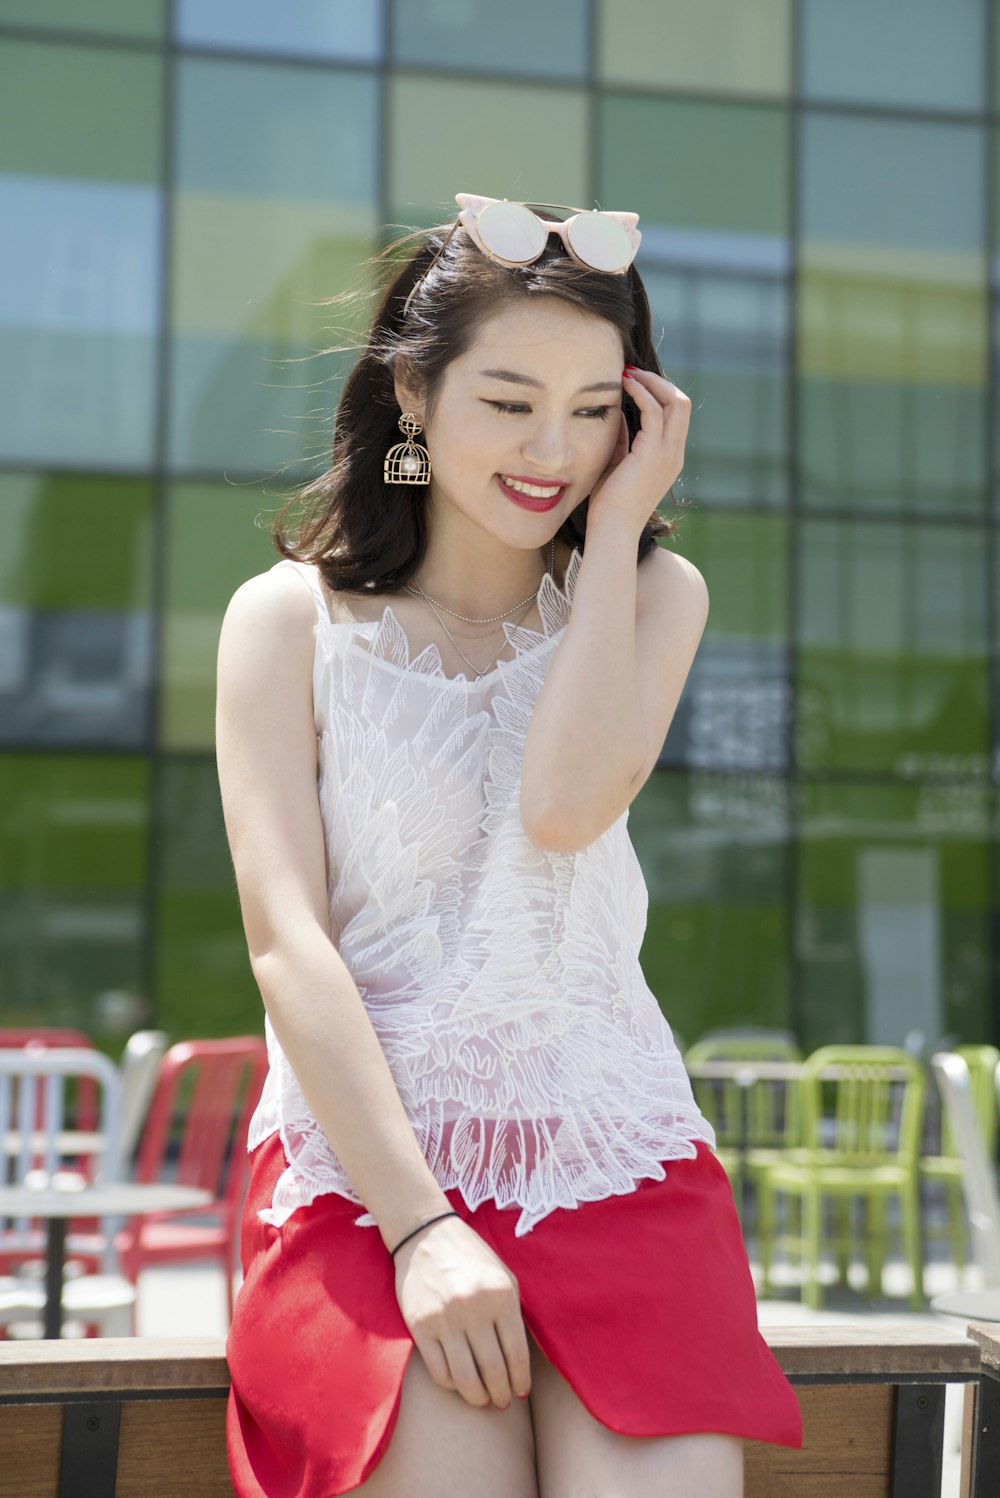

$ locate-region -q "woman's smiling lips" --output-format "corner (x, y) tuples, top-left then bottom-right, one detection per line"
(495, 474), (568, 512)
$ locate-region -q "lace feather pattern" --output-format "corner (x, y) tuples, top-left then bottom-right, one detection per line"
(248, 547), (716, 1237)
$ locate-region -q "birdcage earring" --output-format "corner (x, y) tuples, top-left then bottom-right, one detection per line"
(383, 412), (432, 485)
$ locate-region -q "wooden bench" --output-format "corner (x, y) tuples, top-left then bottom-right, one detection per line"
(0, 1324), (989, 1497)
(750, 1323), (981, 1497)
(0, 1338), (231, 1498)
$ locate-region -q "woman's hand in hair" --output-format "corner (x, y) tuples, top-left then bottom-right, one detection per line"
(586, 367), (691, 535)
(394, 1215), (532, 1411)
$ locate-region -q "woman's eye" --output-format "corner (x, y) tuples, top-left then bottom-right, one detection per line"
(484, 400), (613, 421)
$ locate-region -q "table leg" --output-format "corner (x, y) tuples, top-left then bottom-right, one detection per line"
(44, 1216), (66, 1339)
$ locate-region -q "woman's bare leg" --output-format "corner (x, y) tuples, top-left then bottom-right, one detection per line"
(352, 1344), (539, 1498)
(527, 1327), (744, 1498)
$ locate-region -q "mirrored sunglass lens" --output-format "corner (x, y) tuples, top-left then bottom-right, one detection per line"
(566, 213), (633, 272)
(477, 201), (548, 264)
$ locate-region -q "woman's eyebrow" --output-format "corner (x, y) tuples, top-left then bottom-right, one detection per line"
(477, 368), (622, 394)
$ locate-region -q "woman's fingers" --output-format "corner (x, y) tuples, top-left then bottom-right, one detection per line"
(440, 1330), (502, 1408)
(494, 1304), (532, 1399)
(470, 1321), (517, 1408)
(624, 366), (689, 437)
(414, 1331), (455, 1391)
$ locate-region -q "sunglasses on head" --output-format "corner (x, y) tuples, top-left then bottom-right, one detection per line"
(401, 193), (642, 321)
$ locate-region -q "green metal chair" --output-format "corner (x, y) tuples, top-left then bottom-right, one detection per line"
(757, 1045), (926, 1311)
(684, 1032), (803, 1215)
(920, 1044), (1000, 1282)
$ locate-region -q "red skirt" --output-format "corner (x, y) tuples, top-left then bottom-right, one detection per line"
(226, 1132), (803, 1497)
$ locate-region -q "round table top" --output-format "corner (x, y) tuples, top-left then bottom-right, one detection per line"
(931, 1289), (1000, 1323)
(0, 1181), (213, 1216)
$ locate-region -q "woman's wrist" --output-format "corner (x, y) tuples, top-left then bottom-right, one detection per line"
(377, 1190), (454, 1254)
(390, 1209), (460, 1259)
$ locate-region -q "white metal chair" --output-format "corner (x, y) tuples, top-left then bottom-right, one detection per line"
(0, 1047), (136, 1337)
(118, 1029), (168, 1165)
(929, 1051), (1000, 1324)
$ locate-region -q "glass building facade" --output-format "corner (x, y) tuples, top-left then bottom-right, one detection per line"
(0, 0), (995, 1056)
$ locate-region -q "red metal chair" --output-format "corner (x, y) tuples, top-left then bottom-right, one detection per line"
(113, 1038), (268, 1323)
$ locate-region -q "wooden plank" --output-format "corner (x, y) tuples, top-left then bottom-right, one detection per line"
(0, 1338), (229, 1397)
(960, 1381), (976, 1498)
(762, 1323), (980, 1378)
(0, 1404), (61, 1498)
(0, 1324), (978, 1398)
(746, 1385), (893, 1496)
(965, 1321), (1000, 1377)
(116, 1400), (231, 1498)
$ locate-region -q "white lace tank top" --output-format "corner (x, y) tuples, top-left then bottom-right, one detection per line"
(246, 546), (716, 1237)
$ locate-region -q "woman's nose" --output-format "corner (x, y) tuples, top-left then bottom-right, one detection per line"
(521, 423), (573, 472)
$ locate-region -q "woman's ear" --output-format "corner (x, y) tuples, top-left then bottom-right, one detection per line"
(392, 357), (423, 420)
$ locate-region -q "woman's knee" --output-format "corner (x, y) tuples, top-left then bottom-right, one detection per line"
(353, 1343), (539, 1498)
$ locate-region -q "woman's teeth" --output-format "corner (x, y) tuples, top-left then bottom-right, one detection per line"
(500, 476), (563, 498)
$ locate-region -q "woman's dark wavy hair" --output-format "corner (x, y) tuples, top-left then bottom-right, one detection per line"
(272, 209), (683, 594)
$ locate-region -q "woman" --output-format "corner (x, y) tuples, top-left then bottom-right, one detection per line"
(217, 194), (802, 1498)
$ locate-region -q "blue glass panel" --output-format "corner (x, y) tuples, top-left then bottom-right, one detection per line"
(175, 0), (381, 61)
(0, 176), (160, 467)
(802, 0), (985, 112)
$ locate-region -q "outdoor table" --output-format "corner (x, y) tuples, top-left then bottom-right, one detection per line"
(0, 1180), (212, 1338)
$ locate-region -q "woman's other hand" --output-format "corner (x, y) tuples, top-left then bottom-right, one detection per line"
(394, 1215), (532, 1411)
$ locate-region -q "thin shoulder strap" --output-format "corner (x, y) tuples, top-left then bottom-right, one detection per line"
(274, 558), (333, 626)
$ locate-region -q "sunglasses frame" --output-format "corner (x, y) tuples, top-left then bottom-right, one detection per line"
(401, 195), (641, 321)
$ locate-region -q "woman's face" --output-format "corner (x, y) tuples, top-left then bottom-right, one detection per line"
(398, 296), (625, 551)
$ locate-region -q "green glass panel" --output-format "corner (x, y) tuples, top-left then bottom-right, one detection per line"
(160, 480), (280, 749)
(658, 511), (789, 772)
(155, 758), (261, 1039)
(388, 75), (588, 225)
(798, 374), (987, 515)
(797, 780), (991, 1052)
(630, 770), (791, 1050)
(799, 113), (987, 514)
(797, 519), (989, 778)
(599, 0), (791, 96)
(600, 94), (789, 238)
(0, 471), (154, 610)
(394, 0), (587, 78)
(177, 57), (376, 200)
(0, 755), (151, 1041)
(0, 39), (163, 182)
(802, 0), (985, 112)
(679, 510), (788, 641)
(0, 473), (154, 745)
(643, 266), (790, 508)
(0, 0), (165, 37)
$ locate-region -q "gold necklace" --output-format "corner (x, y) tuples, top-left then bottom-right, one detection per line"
(408, 541), (556, 680)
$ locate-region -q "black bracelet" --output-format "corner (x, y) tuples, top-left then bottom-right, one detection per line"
(389, 1209), (459, 1258)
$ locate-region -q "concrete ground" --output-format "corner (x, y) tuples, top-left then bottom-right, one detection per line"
(126, 1233), (983, 1498)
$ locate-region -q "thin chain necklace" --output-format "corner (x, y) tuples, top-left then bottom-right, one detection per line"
(404, 540), (556, 681)
(404, 539), (555, 624)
